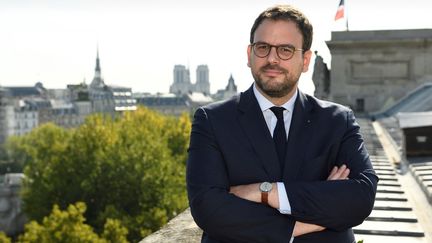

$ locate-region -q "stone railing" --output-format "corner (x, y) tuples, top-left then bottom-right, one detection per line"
(140, 208), (201, 243)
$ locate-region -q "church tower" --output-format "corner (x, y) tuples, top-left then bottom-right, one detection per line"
(90, 48), (105, 89)
(194, 65), (210, 95)
(170, 65), (193, 95)
(88, 47), (114, 113)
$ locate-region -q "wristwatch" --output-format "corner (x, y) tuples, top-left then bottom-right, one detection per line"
(259, 182), (273, 205)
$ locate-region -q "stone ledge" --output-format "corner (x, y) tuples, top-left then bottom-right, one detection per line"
(140, 208), (201, 243)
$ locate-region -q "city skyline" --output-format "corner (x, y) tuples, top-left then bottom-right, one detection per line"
(1, 0), (431, 95)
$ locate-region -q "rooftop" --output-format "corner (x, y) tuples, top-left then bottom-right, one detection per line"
(397, 112), (432, 129)
(5, 87), (43, 97)
(330, 29), (432, 42)
(373, 82), (432, 119)
(186, 92), (213, 103)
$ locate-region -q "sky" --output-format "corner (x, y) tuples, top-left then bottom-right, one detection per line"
(1, 0), (431, 96)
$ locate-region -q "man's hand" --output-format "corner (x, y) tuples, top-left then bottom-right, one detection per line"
(328, 164), (350, 180)
(293, 221), (325, 237)
(293, 164), (350, 236)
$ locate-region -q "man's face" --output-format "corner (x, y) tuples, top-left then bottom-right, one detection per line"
(247, 19), (312, 98)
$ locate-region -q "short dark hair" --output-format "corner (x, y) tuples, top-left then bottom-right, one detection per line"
(250, 5), (313, 52)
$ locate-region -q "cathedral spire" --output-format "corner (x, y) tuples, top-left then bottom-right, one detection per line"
(95, 46), (101, 77)
(90, 46), (105, 88)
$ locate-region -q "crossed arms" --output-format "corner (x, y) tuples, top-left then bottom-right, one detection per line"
(229, 165), (350, 237)
(186, 107), (378, 242)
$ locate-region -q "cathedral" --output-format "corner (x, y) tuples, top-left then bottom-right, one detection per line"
(169, 65), (210, 95)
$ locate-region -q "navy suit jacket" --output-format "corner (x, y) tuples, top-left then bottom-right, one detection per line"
(186, 85), (378, 243)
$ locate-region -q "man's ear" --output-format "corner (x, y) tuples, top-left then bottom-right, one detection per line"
(302, 50), (313, 72)
(247, 45), (252, 67)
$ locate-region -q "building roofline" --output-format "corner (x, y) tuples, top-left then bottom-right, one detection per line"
(329, 29), (432, 42)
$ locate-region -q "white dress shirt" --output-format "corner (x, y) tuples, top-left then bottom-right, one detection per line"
(253, 84), (296, 215)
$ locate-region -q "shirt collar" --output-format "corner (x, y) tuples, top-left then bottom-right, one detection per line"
(253, 83), (298, 113)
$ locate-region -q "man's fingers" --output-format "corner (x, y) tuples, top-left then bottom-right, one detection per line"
(341, 168), (350, 179)
(329, 165), (342, 179)
(330, 166), (338, 177)
(328, 165), (346, 180)
(327, 164), (350, 180)
(327, 166), (338, 180)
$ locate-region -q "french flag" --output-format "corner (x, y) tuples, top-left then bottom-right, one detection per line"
(334, 0), (345, 21)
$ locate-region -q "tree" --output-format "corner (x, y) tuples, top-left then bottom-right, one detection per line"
(2, 123), (69, 174)
(17, 202), (127, 243)
(0, 231), (11, 243)
(12, 107), (191, 242)
(6, 124), (71, 220)
(101, 219), (129, 243)
(0, 144), (24, 173)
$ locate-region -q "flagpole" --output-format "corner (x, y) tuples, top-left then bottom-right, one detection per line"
(345, 0), (349, 31)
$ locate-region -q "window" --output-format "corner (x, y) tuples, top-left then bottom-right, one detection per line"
(356, 98), (365, 112)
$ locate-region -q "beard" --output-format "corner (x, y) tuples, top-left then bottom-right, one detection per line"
(252, 64), (300, 98)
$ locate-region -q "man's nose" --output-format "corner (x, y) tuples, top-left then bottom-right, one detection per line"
(267, 46), (280, 64)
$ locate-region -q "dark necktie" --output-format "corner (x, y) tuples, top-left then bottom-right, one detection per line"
(270, 106), (287, 169)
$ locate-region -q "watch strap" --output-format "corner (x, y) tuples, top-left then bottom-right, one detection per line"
(261, 191), (269, 205)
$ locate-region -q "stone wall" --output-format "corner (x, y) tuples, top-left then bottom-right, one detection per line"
(326, 29), (432, 113)
(140, 208), (202, 243)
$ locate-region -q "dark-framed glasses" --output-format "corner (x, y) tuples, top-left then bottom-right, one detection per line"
(251, 42), (304, 60)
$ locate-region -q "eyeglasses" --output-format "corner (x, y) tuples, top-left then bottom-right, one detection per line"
(251, 42), (304, 60)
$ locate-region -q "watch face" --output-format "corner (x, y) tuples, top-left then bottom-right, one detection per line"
(260, 182), (272, 192)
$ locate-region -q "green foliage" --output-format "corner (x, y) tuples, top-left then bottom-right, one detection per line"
(17, 202), (127, 243)
(101, 219), (128, 243)
(16, 124), (71, 221)
(9, 107), (191, 242)
(0, 231), (11, 243)
(1, 124), (67, 174)
(164, 113), (192, 164)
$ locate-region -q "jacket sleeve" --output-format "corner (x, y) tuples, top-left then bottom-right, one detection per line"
(285, 109), (378, 231)
(186, 107), (295, 243)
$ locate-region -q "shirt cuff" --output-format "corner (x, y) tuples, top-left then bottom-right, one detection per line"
(277, 182), (292, 214)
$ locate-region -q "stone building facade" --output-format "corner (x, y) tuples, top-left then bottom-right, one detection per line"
(135, 92), (213, 117)
(139, 73), (238, 117)
(325, 29), (432, 113)
(213, 74), (238, 101)
(195, 65), (210, 95)
(0, 50), (135, 144)
(0, 173), (26, 236)
(169, 65), (210, 96)
(0, 87), (9, 144)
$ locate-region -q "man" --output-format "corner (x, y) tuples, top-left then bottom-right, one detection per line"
(186, 4), (378, 243)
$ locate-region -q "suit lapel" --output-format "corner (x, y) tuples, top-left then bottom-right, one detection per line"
(283, 91), (314, 181)
(237, 86), (281, 181)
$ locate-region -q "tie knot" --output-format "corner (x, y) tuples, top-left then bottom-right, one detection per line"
(270, 106), (285, 121)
